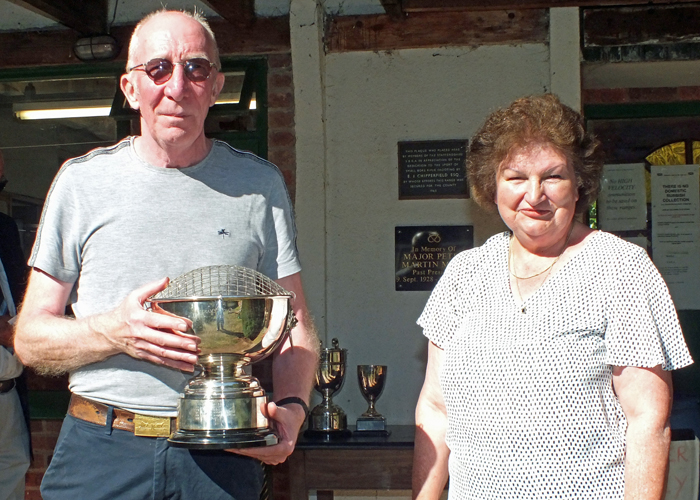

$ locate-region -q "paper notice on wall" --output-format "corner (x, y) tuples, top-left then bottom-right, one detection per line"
(651, 165), (700, 310)
(621, 236), (649, 251)
(598, 163), (647, 231)
(664, 437), (699, 500)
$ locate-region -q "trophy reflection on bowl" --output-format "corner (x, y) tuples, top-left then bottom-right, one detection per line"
(306, 338), (351, 437)
(356, 365), (388, 434)
(148, 265), (296, 449)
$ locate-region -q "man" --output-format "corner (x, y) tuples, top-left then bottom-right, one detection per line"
(0, 150), (31, 500)
(14, 10), (318, 500)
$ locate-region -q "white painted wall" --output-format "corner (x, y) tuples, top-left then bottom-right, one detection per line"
(549, 7), (581, 110)
(296, 41), (552, 425)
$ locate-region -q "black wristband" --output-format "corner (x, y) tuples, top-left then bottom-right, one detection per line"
(275, 397), (309, 420)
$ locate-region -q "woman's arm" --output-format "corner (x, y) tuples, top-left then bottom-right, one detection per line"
(413, 341), (450, 500)
(613, 364), (673, 500)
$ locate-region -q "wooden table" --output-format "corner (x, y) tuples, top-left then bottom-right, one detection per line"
(287, 425), (415, 500)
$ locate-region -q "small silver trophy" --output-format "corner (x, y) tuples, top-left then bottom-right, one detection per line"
(356, 365), (388, 434)
(306, 338), (350, 437)
(148, 265), (296, 449)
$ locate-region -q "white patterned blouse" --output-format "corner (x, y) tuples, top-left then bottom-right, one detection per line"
(418, 230), (693, 500)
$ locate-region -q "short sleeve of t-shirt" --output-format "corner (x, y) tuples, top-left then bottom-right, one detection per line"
(418, 243), (490, 350)
(30, 145), (119, 285)
(603, 241), (689, 370)
(257, 164), (300, 280)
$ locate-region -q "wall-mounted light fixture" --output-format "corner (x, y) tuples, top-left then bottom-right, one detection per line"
(215, 98), (257, 110)
(73, 35), (120, 62)
(13, 100), (113, 120)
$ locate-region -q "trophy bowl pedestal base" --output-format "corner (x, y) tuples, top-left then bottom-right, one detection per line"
(168, 427), (278, 449)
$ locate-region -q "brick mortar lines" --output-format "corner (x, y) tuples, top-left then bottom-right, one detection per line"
(267, 53), (297, 201)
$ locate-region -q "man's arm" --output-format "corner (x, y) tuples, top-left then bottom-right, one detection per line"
(413, 341), (450, 500)
(233, 271), (319, 465)
(14, 268), (200, 375)
(613, 364), (673, 500)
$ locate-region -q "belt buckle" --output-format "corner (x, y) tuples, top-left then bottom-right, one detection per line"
(133, 413), (171, 438)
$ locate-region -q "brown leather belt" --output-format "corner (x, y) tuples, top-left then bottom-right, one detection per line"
(0, 379), (16, 394)
(68, 394), (176, 438)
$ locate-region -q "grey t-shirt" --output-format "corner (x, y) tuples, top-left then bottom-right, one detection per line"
(30, 137), (301, 415)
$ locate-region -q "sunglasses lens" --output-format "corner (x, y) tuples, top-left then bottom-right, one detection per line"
(184, 59), (212, 82)
(145, 59), (174, 84)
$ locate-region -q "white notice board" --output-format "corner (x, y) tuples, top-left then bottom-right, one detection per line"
(599, 163), (648, 231)
(651, 165), (700, 310)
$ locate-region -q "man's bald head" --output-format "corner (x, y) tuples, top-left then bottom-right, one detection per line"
(126, 9), (220, 71)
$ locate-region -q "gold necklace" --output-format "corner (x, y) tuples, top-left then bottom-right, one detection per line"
(508, 224), (574, 279)
(510, 224), (575, 313)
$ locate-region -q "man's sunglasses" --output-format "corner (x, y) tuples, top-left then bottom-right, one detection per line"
(128, 58), (218, 85)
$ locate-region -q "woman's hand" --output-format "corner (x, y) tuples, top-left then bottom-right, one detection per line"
(413, 341), (450, 500)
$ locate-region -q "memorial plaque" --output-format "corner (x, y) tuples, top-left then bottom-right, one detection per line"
(398, 140), (469, 200)
(395, 225), (473, 291)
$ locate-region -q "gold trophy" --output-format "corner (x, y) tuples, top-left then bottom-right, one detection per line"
(356, 365), (388, 434)
(306, 338), (351, 437)
(148, 265), (296, 449)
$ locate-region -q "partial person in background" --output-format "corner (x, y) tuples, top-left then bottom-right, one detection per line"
(14, 10), (318, 500)
(413, 94), (693, 500)
(0, 149), (31, 500)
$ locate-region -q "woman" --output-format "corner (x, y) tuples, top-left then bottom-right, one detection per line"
(412, 94), (693, 500)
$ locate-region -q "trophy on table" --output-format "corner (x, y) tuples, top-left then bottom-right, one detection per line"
(356, 365), (388, 434)
(148, 265), (296, 449)
(306, 338), (350, 437)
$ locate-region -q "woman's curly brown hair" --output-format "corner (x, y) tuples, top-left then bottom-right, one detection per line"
(467, 94), (605, 214)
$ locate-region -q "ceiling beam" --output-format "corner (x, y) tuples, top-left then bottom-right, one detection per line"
(0, 16), (290, 69)
(401, 0), (700, 10)
(200, 0), (256, 26)
(326, 9), (547, 53)
(6, 0), (108, 34)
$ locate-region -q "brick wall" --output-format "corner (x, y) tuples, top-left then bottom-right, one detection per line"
(23, 52), (297, 499)
(266, 52), (295, 499)
(25, 420), (61, 500)
(267, 53), (297, 202)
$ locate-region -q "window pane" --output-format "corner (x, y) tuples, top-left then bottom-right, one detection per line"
(0, 75), (119, 254)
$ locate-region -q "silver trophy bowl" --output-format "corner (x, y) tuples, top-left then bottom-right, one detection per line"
(148, 265), (296, 449)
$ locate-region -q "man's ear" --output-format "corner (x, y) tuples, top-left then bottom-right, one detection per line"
(120, 73), (140, 111)
(209, 72), (225, 107)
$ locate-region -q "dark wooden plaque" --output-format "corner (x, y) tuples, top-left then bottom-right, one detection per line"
(398, 140), (469, 200)
(395, 225), (474, 291)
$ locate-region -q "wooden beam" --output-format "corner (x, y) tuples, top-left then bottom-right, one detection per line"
(584, 4), (700, 46)
(401, 0), (700, 11)
(380, 0), (405, 19)
(211, 17), (290, 56)
(201, 0), (256, 26)
(0, 17), (290, 69)
(6, 0), (108, 34)
(0, 24), (130, 68)
(325, 9), (548, 53)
